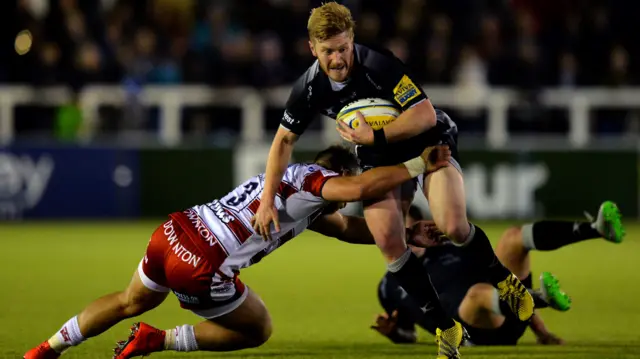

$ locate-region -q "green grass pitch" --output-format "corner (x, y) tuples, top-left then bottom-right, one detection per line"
(1, 221), (640, 359)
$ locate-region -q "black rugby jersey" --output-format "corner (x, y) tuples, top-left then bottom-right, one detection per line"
(280, 43), (455, 167)
(280, 43), (428, 135)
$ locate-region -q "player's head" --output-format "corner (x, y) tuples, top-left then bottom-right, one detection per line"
(307, 2), (355, 83)
(314, 145), (359, 176)
(314, 145), (358, 213)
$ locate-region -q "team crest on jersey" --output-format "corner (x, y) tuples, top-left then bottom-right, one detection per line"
(393, 75), (421, 106)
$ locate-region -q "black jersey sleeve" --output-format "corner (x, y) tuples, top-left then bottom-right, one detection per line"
(361, 45), (428, 111)
(279, 62), (320, 135)
(385, 60), (428, 111)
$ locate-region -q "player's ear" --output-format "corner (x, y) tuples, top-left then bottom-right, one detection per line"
(309, 40), (317, 57)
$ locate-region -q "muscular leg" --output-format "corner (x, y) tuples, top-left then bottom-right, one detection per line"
(363, 182), (455, 330)
(423, 165), (534, 321)
(47, 269), (169, 353)
(495, 227), (531, 279)
(111, 288), (273, 357)
(457, 283), (505, 330)
(193, 289), (272, 351)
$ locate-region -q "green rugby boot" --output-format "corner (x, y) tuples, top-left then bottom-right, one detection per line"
(585, 201), (625, 243)
(540, 272), (572, 312)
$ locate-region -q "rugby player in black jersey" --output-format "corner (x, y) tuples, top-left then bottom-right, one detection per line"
(250, 3), (533, 358)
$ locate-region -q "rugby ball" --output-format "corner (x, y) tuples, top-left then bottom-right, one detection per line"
(337, 98), (400, 130)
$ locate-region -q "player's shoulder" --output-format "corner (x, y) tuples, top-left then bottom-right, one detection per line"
(354, 43), (405, 73)
(288, 61), (323, 98)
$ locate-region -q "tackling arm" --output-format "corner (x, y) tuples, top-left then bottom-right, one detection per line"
(309, 212), (412, 245)
(320, 163), (413, 203)
(320, 144), (450, 202)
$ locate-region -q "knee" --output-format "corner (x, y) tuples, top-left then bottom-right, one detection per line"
(496, 226), (525, 254)
(465, 283), (494, 305)
(245, 315), (273, 348)
(377, 237), (407, 259)
(458, 284), (504, 329)
(499, 227), (522, 247)
(440, 220), (470, 244)
(119, 290), (157, 317)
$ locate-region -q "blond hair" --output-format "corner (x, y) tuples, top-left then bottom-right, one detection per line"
(307, 2), (355, 42)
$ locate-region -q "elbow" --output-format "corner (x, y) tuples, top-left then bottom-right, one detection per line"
(422, 106), (437, 130)
(281, 132), (299, 146)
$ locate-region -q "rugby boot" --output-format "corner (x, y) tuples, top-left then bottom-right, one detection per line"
(539, 272), (572, 312)
(113, 322), (166, 359)
(435, 319), (468, 359)
(496, 273), (535, 321)
(23, 341), (60, 359)
(585, 200), (625, 243)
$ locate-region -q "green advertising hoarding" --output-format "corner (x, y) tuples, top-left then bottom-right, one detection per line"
(139, 147), (639, 219)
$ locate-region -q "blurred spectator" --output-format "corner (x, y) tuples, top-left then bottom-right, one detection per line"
(606, 45), (631, 87)
(5, 0), (638, 88)
(3, 0), (640, 139)
(253, 33), (288, 87)
(557, 51), (578, 87)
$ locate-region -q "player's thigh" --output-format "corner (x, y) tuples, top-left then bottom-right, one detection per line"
(200, 288), (272, 342)
(363, 184), (410, 260)
(458, 283), (505, 330)
(422, 165), (469, 242)
(495, 226), (531, 279)
(122, 268), (170, 314)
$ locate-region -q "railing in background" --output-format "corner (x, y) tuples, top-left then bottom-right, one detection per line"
(2, 85), (640, 147)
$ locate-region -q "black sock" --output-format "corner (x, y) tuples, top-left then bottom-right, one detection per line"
(524, 221), (601, 251)
(388, 250), (455, 329)
(521, 272), (533, 289)
(461, 224), (512, 286)
(521, 272), (548, 309)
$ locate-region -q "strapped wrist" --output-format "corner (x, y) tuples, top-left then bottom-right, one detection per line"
(373, 128), (387, 146)
(403, 157), (426, 178)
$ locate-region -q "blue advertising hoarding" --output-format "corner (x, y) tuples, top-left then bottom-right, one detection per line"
(0, 146), (139, 219)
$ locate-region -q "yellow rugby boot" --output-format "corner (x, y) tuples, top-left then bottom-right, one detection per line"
(435, 320), (468, 359)
(496, 273), (535, 321)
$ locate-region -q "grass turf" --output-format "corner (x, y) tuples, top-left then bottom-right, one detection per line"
(1, 221), (639, 358)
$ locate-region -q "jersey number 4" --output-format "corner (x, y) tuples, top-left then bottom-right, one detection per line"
(225, 181), (259, 207)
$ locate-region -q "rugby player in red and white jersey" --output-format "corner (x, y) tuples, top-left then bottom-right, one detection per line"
(23, 144), (451, 359)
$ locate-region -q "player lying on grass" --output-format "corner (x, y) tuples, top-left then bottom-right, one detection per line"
(371, 201), (624, 346)
(23, 144), (452, 359)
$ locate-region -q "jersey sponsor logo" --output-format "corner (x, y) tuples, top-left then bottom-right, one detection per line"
(208, 200), (234, 224)
(163, 220), (202, 268)
(210, 280), (236, 301)
(283, 111), (296, 125)
(184, 209), (222, 249)
(173, 291), (200, 304)
(393, 75), (421, 106)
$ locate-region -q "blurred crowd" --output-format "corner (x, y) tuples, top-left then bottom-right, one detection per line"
(4, 0), (640, 139)
(7, 0), (638, 89)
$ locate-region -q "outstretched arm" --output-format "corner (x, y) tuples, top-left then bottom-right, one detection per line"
(309, 213), (446, 248)
(308, 212), (411, 244)
(320, 145), (451, 202)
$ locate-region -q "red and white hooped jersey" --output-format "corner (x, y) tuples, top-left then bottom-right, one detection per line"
(188, 163), (339, 275)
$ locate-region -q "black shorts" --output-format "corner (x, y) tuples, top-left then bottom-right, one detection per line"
(356, 109), (459, 169)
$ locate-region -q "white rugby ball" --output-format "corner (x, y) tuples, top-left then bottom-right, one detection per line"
(337, 98), (400, 130)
